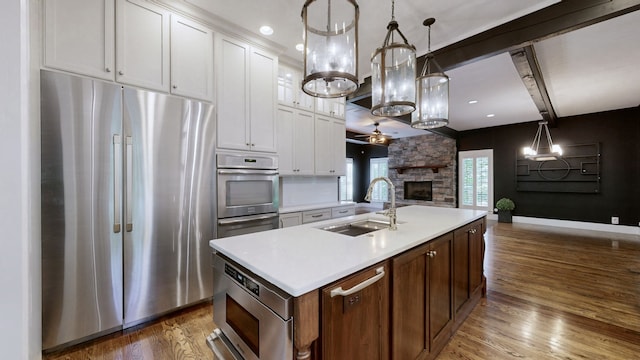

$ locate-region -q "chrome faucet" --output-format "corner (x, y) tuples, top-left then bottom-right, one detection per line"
(364, 176), (397, 230)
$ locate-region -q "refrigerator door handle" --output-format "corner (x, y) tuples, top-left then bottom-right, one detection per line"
(125, 136), (133, 232)
(113, 135), (122, 233)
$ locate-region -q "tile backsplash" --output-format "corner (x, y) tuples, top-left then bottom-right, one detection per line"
(280, 176), (339, 207)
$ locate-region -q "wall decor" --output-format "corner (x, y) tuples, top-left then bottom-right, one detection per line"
(515, 143), (600, 193)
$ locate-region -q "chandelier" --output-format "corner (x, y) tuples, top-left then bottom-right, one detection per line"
(301, 0), (359, 98)
(370, 0), (416, 117)
(523, 121), (563, 161)
(413, 18), (449, 129)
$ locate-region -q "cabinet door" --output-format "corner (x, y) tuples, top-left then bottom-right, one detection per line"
(331, 119), (346, 176)
(314, 115), (332, 175)
(392, 243), (429, 360)
(322, 262), (389, 360)
(170, 15), (213, 101)
(216, 36), (249, 151)
(429, 233), (454, 351)
(279, 212), (302, 228)
(453, 226), (470, 313)
(469, 220), (485, 294)
(276, 107), (295, 175)
(116, 0), (170, 91)
(43, 0), (115, 80)
(277, 65), (297, 107)
(294, 111), (315, 175)
(249, 48), (277, 153)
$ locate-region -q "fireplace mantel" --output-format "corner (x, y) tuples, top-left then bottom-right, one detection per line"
(390, 164), (448, 174)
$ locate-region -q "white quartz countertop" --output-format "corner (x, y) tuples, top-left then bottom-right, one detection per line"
(279, 201), (355, 214)
(209, 205), (486, 297)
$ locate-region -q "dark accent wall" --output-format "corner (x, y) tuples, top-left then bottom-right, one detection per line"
(458, 106), (640, 226)
(346, 142), (388, 202)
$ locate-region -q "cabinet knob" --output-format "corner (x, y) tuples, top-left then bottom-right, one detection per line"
(118, 70), (124, 76)
(469, 228), (477, 234)
(428, 250), (437, 258)
(105, 67), (111, 73)
(172, 85), (177, 89)
(251, 143), (255, 147)
(246, 143), (250, 146)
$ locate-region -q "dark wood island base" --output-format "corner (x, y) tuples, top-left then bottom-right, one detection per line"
(294, 217), (487, 360)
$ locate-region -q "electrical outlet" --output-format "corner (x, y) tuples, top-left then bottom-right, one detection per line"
(611, 216), (619, 225)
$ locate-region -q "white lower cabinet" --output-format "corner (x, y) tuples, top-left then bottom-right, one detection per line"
(279, 212), (302, 228)
(302, 209), (332, 224)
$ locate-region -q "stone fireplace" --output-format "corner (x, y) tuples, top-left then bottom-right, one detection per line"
(388, 133), (456, 208)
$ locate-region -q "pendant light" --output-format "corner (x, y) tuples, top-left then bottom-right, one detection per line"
(413, 18), (449, 129)
(301, 0), (359, 98)
(371, 0), (416, 117)
(523, 121), (563, 161)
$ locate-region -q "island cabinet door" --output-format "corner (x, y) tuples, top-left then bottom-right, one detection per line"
(321, 261), (390, 360)
(453, 219), (485, 321)
(391, 233), (454, 360)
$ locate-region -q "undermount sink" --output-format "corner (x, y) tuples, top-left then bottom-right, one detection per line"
(320, 219), (391, 237)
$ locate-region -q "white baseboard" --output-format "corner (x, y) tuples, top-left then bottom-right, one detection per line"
(487, 214), (640, 236)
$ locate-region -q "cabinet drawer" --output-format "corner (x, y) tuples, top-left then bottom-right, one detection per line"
(332, 206), (355, 218)
(302, 209), (332, 223)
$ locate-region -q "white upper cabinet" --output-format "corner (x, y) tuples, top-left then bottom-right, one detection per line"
(216, 35), (277, 153)
(116, 0), (170, 92)
(315, 115), (346, 176)
(277, 107), (315, 176)
(277, 64), (315, 111)
(316, 97), (346, 119)
(43, 0), (115, 80)
(170, 15), (214, 101)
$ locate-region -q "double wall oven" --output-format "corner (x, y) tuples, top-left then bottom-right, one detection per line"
(216, 153), (279, 238)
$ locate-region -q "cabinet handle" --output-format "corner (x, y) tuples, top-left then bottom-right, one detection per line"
(251, 143), (255, 146)
(428, 250), (437, 258)
(330, 266), (385, 298)
(338, 210), (348, 214)
(172, 85), (177, 89)
(469, 228), (477, 234)
(311, 214), (323, 218)
(106, 67), (111, 73)
(118, 70), (124, 76)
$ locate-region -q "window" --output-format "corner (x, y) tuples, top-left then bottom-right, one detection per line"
(458, 150), (493, 211)
(369, 157), (389, 202)
(339, 158), (354, 201)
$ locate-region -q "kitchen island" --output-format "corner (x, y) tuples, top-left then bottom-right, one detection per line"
(209, 205), (487, 359)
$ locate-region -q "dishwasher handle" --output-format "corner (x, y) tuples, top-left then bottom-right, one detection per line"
(218, 213), (278, 225)
(330, 266), (385, 298)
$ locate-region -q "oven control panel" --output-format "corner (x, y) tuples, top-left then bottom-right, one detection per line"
(225, 264), (260, 297)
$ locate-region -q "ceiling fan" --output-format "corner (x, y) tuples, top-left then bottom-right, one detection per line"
(355, 122), (392, 144)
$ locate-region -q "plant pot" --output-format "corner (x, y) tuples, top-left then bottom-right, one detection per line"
(498, 210), (512, 223)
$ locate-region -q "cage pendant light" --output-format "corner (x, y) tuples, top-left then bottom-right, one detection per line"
(371, 0), (416, 117)
(413, 18), (449, 129)
(301, 0), (359, 98)
(523, 121), (563, 161)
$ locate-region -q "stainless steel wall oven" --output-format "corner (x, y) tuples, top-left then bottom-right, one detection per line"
(216, 153), (279, 238)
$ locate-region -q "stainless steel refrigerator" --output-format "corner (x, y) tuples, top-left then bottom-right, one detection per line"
(41, 70), (216, 349)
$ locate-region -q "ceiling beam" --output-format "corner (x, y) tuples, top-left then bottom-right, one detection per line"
(349, 0), (640, 131)
(510, 45), (557, 127)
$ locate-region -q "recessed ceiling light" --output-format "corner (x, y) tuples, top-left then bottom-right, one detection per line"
(468, 100), (478, 104)
(259, 25), (273, 36)
(295, 43), (304, 52)
(486, 114), (495, 118)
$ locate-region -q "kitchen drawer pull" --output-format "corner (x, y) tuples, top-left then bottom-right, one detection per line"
(311, 214), (324, 218)
(330, 266), (385, 298)
(338, 210), (349, 214)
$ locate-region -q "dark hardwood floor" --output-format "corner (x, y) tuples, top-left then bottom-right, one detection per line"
(44, 221), (640, 359)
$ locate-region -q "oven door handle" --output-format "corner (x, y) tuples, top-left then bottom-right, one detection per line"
(218, 213), (279, 225)
(206, 329), (244, 360)
(330, 266), (386, 298)
(217, 169), (279, 176)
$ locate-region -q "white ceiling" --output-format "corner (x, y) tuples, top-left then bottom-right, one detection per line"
(182, 0), (640, 138)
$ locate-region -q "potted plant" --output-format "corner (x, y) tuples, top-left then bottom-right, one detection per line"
(495, 198), (515, 223)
